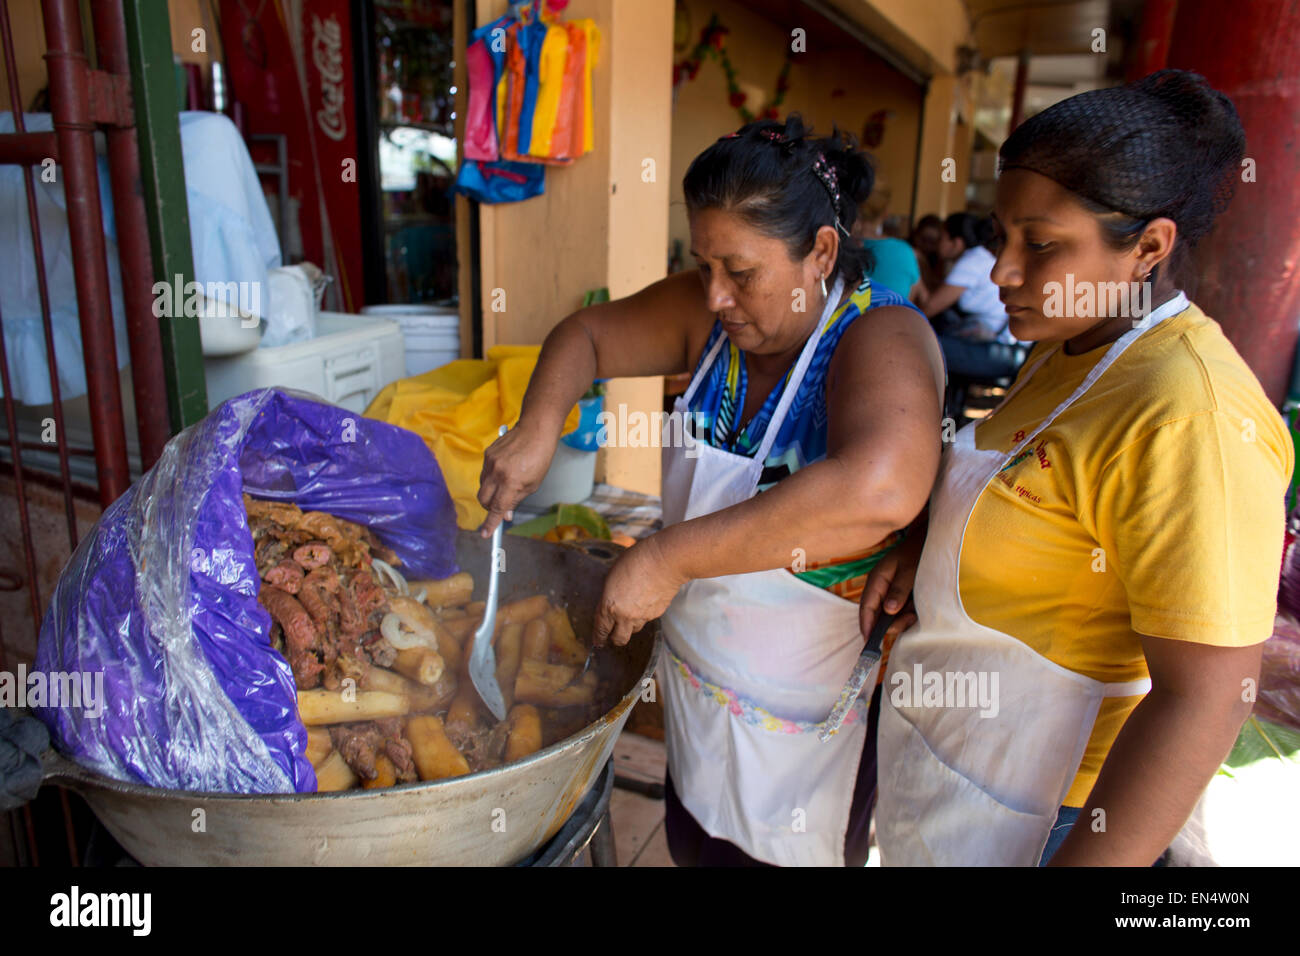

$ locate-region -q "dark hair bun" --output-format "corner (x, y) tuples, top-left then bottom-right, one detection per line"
(683, 113), (877, 284)
(998, 69), (1245, 267)
(1131, 70), (1245, 236)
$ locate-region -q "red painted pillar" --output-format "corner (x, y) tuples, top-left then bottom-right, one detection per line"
(1125, 0), (1177, 82)
(1166, 0), (1300, 405)
(1008, 48), (1030, 133)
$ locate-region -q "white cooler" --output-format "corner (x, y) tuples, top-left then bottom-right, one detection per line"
(360, 304), (461, 378)
(203, 312), (406, 414)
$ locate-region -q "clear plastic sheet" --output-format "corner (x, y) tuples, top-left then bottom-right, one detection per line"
(34, 388), (458, 793)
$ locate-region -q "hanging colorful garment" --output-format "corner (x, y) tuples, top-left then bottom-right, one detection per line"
(514, 17), (549, 156)
(574, 18), (599, 153)
(555, 21), (587, 159)
(463, 34), (499, 161)
(526, 24), (573, 163)
(455, 16), (545, 203)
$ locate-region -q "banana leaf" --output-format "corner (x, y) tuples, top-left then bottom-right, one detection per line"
(507, 503), (611, 540)
(1217, 715), (1300, 779)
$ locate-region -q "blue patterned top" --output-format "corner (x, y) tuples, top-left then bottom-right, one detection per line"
(688, 277), (918, 491)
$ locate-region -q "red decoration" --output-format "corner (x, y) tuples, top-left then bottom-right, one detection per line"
(673, 14), (794, 124)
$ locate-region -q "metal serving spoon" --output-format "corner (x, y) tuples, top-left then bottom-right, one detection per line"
(468, 425), (510, 721)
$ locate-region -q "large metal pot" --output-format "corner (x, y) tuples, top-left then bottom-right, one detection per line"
(40, 532), (660, 866)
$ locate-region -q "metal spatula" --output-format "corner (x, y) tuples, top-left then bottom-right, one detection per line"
(817, 610), (895, 743)
(468, 425), (510, 721)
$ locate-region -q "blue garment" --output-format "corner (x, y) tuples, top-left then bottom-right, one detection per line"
(458, 16), (546, 205)
(1038, 806), (1082, 865)
(863, 237), (920, 299)
(1038, 805), (1171, 866)
(516, 20), (548, 153)
(686, 277), (919, 490)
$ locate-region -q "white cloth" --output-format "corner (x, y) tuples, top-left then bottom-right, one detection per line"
(0, 111), (280, 404)
(658, 277), (873, 866)
(177, 112), (282, 331)
(875, 293), (1190, 866)
(0, 113), (129, 405)
(945, 245), (1015, 344)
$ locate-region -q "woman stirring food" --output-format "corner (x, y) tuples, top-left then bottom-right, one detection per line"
(864, 70), (1293, 866)
(478, 117), (944, 866)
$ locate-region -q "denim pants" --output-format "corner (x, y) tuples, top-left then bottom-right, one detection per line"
(1038, 806), (1171, 866)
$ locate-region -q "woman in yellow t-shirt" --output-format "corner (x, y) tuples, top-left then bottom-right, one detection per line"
(863, 70), (1293, 866)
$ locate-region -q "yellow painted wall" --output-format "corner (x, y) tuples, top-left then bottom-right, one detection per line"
(913, 72), (976, 218)
(826, 0), (968, 75)
(0, 0), (51, 110)
(668, 0), (923, 259)
(0, 0), (214, 110)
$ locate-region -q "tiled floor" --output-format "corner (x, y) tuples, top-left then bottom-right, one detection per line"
(608, 731), (675, 867)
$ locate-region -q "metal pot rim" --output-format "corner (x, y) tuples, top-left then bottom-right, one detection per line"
(44, 630), (662, 803)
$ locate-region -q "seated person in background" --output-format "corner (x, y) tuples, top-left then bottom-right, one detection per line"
(910, 213), (945, 294)
(881, 214), (909, 239)
(851, 184), (925, 305)
(923, 211), (1027, 380)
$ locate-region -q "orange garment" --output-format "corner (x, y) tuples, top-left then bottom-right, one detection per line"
(555, 22), (587, 159)
(498, 23), (527, 161)
(578, 19), (599, 153)
(526, 24), (572, 162)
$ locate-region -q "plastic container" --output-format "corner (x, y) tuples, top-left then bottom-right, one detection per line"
(203, 312), (405, 414)
(521, 396), (602, 510)
(197, 294), (263, 356)
(521, 442), (596, 512)
(361, 304), (461, 377)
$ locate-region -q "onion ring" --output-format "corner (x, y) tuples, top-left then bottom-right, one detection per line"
(380, 611), (439, 650)
(371, 558), (408, 595)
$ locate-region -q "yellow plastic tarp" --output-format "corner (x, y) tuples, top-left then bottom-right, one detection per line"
(364, 345), (580, 530)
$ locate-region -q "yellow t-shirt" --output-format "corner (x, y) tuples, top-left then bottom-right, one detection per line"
(959, 302), (1292, 808)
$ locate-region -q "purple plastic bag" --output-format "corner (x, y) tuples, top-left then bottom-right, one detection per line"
(34, 388), (458, 793)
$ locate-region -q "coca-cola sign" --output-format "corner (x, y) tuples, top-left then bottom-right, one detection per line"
(312, 14), (346, 141)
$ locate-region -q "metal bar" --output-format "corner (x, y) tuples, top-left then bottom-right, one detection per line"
(0, 301), (45, 648)
(21, 804), (39, 866)
(0, 130), (60, 165)
(248, 132), (290, 262)
(120, 0), (207, 431)
(41, 0), (131, 508)
(58, 788), (78, 866)
(23, 0), (94, 870)
(0, 459), (100, 500)
(0, 0), (80, 552)
(0, 7), (51, 656)
(90, 0), (172, 470)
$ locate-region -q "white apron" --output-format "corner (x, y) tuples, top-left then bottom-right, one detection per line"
(876, 293), (1189, 866)
(658, 277), (873, 867)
